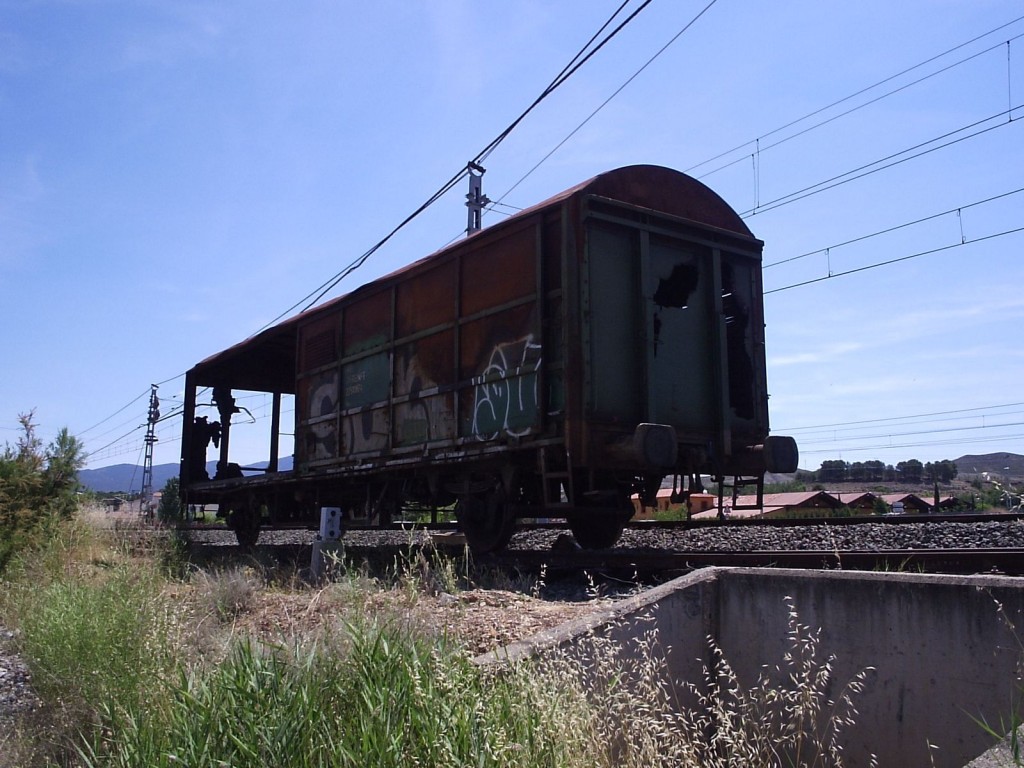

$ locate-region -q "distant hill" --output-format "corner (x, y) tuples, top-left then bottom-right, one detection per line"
(79, 463), (180, 493)
(955, 452), (1024, 480)
(79, 457), (294, 493)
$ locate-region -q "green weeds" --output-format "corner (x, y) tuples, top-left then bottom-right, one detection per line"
(3, 517), (877, 768)
(75, 622), (584, 768)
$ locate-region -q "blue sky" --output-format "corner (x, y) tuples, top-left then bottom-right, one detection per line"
(2, 0), (1022, 474)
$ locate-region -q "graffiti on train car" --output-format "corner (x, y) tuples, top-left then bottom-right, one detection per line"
(303, 371), (339, 461)
(393, 340), (456, 446)
(469, 335), (543, 440)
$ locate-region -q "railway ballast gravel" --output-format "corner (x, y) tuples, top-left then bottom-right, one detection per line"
(187, 517), (1024, 554)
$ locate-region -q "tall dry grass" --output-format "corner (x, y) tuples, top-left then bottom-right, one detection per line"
(2, 516), (878, 767)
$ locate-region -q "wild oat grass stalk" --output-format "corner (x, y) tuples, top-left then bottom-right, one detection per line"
(678, 601), (877, 768)
(529, 600), (876, 768)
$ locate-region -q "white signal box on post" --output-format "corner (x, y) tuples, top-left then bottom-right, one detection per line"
(319, 507), (342, 541)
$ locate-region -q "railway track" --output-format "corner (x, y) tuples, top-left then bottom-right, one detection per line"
(473, 546), (1024, 576)
(179, 513), (1024, 578)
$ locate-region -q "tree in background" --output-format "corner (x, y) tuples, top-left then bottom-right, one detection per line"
(157, 476), (183, 523)
(44, 426), (86, 517)
(925, 459), (958, 484)
(0, 411), (86, 571)
(896, 459), (924, 483)
(816, 457), (958, 486)
(863, 460), (886, 482)
(816, 460), (848, 484)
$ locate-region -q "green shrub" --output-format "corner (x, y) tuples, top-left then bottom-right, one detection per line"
(0, 412), (85, 573)
(12, 563), (176, 718)
(157, 476), (183, 523)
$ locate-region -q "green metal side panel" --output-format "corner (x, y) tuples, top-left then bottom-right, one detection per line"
(342, 352), (390, 409)
(644, 236), (717, 431)
(585, 218), (760, 441)
(585, 224), (642, 421)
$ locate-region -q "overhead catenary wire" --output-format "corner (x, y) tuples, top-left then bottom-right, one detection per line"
(796, 420), (1024, 448)
(698, 32), (1024, 183)
(475, 0), (647, 167)
(741, 102), (1023, 219)
(777, 401), (1024, 434)
(776, 403), (1024, 460)
(685, 14), (1024, 176)
(89, 12), (1018, 413)
(763, 185), (1024, 270)
(492, 0), (719, 206)
(78, 388), (151, 436)
(798, 432), (1024, 457)
(253, 0), (657, 334)
(87, 424), (148, 459)
(764, 223), (1024, 294)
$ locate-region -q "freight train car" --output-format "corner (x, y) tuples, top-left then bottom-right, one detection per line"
(178, 165), (797, 551)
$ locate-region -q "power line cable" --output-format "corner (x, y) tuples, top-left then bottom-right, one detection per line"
(797, 420), (1024, 447)
(685, 14), (1024, 175)
(789, 411), (1024, 442)
(765, 223), (1024, 294)
(78, 388), (150, 436)
(763, 186), (1024, 269)
(742, 103), (1023, 218)
(476, 0), (646, 166)
(798, 432), (1024, 457)
(85, 8), (1021, 460)
(82, 410), (151, 446)
(88, 424), (147, 459)
(778, 401), (1024, 433)
(699, 32), (1024, 183)
(493, 0), (718, 206)
(774, 405), (1024, 460)
(255, 0), (657, 333)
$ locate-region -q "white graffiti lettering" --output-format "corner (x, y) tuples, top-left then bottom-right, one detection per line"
(470, 335), (543, 441)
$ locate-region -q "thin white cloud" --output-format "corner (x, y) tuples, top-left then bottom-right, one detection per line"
(770, 341), (864, 367)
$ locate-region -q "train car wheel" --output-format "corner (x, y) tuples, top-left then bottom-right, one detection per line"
(455, 491), (515, 553)
(228, 507), (261, 548)
(567, 507), (631, 550)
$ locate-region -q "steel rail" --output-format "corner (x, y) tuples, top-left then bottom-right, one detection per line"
(473, 547), (1024, 576)
(179, 511), (1024, 534)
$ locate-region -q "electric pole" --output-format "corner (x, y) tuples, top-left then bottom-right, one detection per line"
(140, 384), (159, 516)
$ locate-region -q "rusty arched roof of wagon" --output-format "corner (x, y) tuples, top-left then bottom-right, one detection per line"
(188, 165), (755, 389)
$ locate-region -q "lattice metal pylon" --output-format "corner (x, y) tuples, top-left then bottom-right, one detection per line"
(140, 384), (159, 516)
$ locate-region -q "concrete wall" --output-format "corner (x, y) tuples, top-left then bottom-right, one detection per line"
(478, 568), (1024, 768)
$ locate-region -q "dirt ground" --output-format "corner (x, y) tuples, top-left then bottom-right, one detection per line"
(211, 584), (613, 657)
(83, 504), (619, 657)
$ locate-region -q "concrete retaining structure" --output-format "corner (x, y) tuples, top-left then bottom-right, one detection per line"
(477, 568), (1024, 768)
